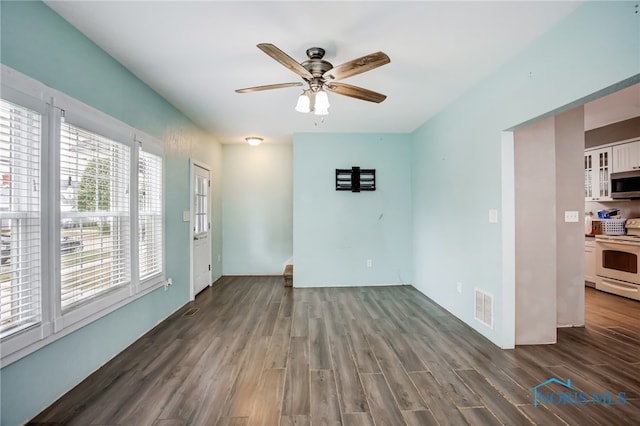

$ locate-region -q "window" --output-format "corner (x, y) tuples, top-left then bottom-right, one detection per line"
(0, 65), (166, 365)
(0, 99), (41, 338)
(194, 174), (208, 237)
(138, 149), (162, 280)
(59, 120), (130, 310)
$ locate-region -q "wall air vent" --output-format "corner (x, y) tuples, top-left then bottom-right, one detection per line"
(474, 288), (494, 329)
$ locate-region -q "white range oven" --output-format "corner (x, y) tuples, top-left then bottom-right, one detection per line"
(595, 220), (640, 301)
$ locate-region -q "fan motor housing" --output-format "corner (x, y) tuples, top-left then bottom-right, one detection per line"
(302, 47), (333, 78)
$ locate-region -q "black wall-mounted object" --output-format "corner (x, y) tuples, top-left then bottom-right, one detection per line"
(336, 167), (376, 192)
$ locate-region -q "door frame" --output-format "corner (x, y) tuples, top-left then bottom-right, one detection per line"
(189, 159), (212, 301)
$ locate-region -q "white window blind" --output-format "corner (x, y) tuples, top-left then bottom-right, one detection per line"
(0, 99), (41, 338)
(138, 149), (162, 280)
(59, 119), (130, 310)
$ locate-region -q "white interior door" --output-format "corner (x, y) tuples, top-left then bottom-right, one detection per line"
(192, 163), (211, 296)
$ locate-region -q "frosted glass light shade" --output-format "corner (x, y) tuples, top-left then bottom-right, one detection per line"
(295, 93), (311, 113)
(246, 137), (263, 146)
(314, 90), (330, 109)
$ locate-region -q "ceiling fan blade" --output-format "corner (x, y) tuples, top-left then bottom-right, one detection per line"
(257, 43), (313, 80)
(323, 51), (390, 81)
(235, 82), (303, 93)
(326, 82), (387, 103)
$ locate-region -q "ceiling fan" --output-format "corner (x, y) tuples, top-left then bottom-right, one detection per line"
(236, 43), (390, 115)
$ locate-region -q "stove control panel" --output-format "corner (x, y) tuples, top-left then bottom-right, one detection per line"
(626, 218), (640, 236)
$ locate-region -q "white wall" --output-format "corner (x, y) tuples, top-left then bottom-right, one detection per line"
(222, 144), (293, 275)
(293, 133), (412, 287)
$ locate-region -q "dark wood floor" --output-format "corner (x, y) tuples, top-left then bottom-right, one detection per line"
(31, 277), (640, 425)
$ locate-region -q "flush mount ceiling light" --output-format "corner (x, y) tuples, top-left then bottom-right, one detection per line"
(236, 44), (390, 117)
(245, 137), (263, 146)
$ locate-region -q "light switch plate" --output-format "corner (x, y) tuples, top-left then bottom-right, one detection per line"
(183, 211), (190, 222)
(564, 211), (579, 223)
(489, 209), (498, 223)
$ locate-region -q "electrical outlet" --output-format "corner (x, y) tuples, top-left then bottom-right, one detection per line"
(164, 278), (173, 290)
(218, 254), (221, 262)
(457, 282), (462, 293)
(366, 259), (372, 268)
(564, 211), (579, 223)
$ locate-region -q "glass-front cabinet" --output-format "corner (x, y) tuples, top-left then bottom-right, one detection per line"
(585, 147), (612, 201)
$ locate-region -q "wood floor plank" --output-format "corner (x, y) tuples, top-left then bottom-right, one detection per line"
(366, 333), (426, 411)
(408, 371), (470, 426)
(280, 415), (310, 426)
(455, 369), (533, 425)
(342, 321), (380, 374)
(341, 412), (374, 426)
(248, 368), (285, 426)
(188, 366), (239, 425)
(382, 332), (427, 373)
(348, 336), (380, 374)
(458, 407), (503, 426)
(27, 280), (640, 426)
(215, 417), (249, 426)
(282, 336), (311, 416)
(361, 373), (407, 426)
(310, 369), (341, 426)
(158, 336), (238, 423)
(324, 301), (346, 336)
(309, 318), (331, 370)
(292, 301), (309, 337)
(280, 288), (294, 318)
(517, 404), (568, 426)
(259, 302), (281, 336)
(401, 409), (439, 425)
(220, 336), (270, 418)
(264, 316), (292, 370)
(471, 361), (531, 405)
(330, 334), (369, 414)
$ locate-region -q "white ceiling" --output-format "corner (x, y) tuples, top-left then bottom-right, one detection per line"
(44, 1), (588, 144)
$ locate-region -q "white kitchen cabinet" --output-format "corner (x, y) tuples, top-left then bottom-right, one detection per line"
(584, 147), (612, 201)
(584, 240), (596, 285)
(612, 140), (640, 172)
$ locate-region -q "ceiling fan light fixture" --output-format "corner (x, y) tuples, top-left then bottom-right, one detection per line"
(245, 137), (263, 146)
(236, 44), (390, 118)
(314, 90), (330, 110)
(295, 92), (311, 113)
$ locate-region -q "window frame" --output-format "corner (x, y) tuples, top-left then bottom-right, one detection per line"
(136, 137), (165, 289)
(0, 65), (166, 367)
(0, 83), (52, 360)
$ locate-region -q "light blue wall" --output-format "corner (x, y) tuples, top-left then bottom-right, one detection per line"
(293, 133), (412, 287)
(222, 144), (293, 275)
(0, 2), (222, 425)
(410, 1), (639, 346)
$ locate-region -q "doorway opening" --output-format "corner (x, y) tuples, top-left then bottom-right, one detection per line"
(506, 76), (640, 346)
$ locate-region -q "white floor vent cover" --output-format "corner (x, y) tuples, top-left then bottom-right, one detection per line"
(474, 288), (494, 329)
